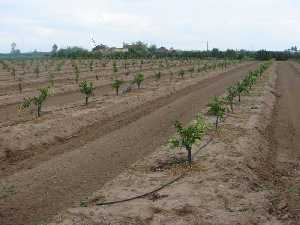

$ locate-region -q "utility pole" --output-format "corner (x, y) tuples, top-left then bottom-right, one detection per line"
(206, 41), (209, 52)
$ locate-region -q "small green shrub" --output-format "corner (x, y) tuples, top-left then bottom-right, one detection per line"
(169, 114), (209, 165)
(224, 85), (237, 112)
(0, 184), (16, 199)
(19, 86), (51, 117)
(208, 96), (226, 129)
(113, 61), (118, 73)
(235, 81), (247, 102)
(112, 79), (123, 96)
(79, 81), (94, 105)
(48, 73), (55, 87)
(133, 73), (144, 89)
(178, 69), (185, 79)
(74, 65), (80, 83)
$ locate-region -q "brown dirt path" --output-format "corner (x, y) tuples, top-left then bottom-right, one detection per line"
(269, 61), (300, 223)
(0, 63), (258, 225)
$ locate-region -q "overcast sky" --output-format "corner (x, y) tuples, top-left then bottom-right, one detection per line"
(0, 0), (299, 53)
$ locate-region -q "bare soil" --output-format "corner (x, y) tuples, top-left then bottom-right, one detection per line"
(265, 61), (300, 223)
(0, 62), (254, 177)
(0, 62), (257, 225)
(46, 61), (300, 225)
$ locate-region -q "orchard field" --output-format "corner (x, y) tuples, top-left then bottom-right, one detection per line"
(0, 57), (241, 165)
(0, 58), (238, 125)
(0, 58), (300, 225)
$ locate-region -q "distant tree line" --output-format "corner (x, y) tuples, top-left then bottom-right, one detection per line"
(51, 42), (300, 61)
(2, 41), (299, 61)
(52, 43), (252, 60)
(254, 50), (298, 61)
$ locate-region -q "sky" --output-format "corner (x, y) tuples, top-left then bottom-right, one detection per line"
(0, 0), (299, 53)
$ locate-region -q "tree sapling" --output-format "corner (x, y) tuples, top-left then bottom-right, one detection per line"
(79, 80), (94, 105)
(112, 79), (123, 96)
(169, 114), (208, 165)
(208, 96), (226, 129)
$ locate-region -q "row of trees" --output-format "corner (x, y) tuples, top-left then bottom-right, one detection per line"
(17, 60), (270, 165)
(17, 58), (236, 117)
(18, 71), (146, 117)
(53, 47), (300, 61)
(254, 50), (296, 61)
(3, 41), (299, 61)
(169, 62), (271, 165)
(52, 46), (249, 60)
(8, 57), (232, 99)
(208, 62), (271, 129)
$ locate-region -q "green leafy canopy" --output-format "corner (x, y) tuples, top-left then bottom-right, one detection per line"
(169, 113), (209, 151)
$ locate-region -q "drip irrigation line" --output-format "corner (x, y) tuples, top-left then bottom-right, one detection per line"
(95, 137), (214, 207)
(94, 63), (270, 207)
(192, 137), (213, 158)
(95, 173), (185, 206)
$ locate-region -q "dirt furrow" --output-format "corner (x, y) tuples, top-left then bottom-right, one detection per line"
(268, 62), (300, 223)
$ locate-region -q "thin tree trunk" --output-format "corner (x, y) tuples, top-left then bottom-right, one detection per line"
(37, 104), (41, 117)
(85, 96), (88, 105)
(216, 116), (219, 129)
(18, 83), (22, 93)
(187, 147), (192, 166)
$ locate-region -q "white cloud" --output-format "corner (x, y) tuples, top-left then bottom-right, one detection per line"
(0, 0), (299, 52)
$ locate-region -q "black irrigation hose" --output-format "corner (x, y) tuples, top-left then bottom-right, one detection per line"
(95, 137), (214, 206)
(192, 137), (214, 158)
(95, 63), (271, 207)
(95, 173), (185, 206)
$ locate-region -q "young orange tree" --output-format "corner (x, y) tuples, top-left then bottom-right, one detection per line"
(133, 73), (144, 89)
(19, 86), (51, 117)
(79, 81), (94, 105)
(208, 96), (226, 129)
(235, 81), (247, 102)
(169, 114), (208, 165)
(178, 69), (185, 79)
(224, 85), (237, 112)
(74, 65), (80, 83)
(112, 79), (123, 96)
